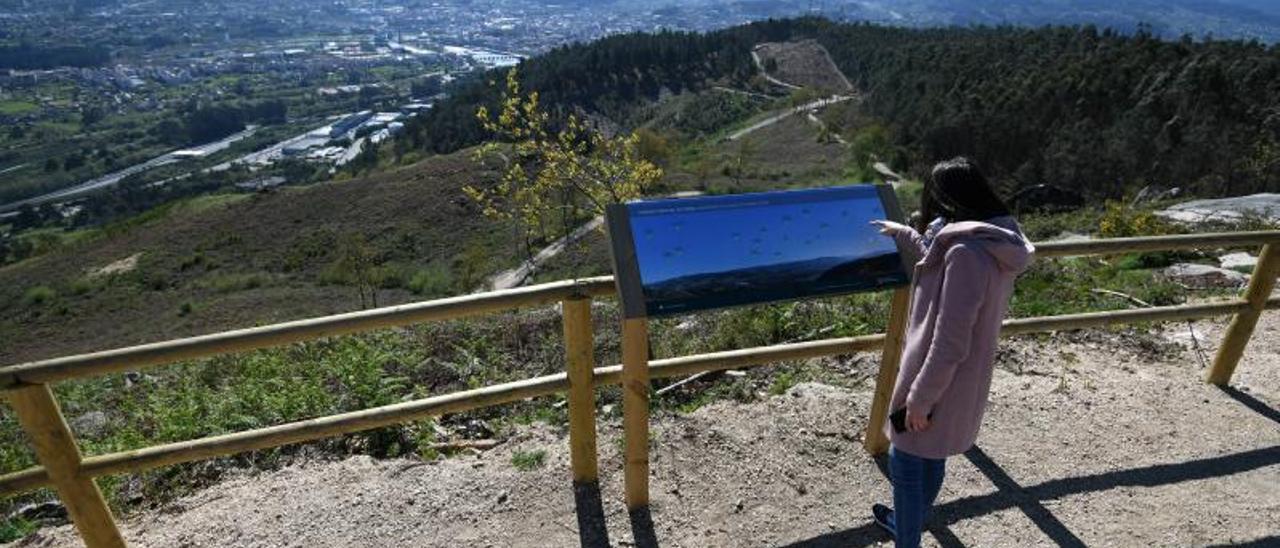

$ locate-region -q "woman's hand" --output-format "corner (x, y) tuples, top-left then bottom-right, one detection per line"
(906, 407), (931, 432)
(870, 219), (911, 236)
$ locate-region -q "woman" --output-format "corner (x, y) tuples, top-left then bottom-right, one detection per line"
(869, 157), (1035, 547)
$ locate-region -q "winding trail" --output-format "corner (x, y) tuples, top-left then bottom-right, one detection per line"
(486, 216), (605, 291)
(726, 95), (856, 141)
(751, 48), (803, 90)
(486, 191), (704, 290)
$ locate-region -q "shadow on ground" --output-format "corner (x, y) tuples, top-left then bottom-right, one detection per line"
(574, 482), (610, 548)
(785, 443), (1280, 548)
(579, 388), (1280, 547)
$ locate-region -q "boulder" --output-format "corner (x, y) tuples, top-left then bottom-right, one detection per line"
(1161, 263), (1248, 288)
(70, 410), (109, 438)
(9, 501), (67, 522)
(1218, 252), (1258, 273)
(1157, 193), (1280, 224)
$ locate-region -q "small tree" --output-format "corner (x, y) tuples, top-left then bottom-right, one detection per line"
(335, 234), (384, 309)
(465, 68), (662, 276)
(730, 138), (757, 188)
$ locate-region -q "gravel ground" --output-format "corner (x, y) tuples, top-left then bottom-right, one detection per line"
(9, 312), (1280, 548)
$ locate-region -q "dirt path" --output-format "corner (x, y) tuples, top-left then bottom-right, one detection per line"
(726, 96), (855, 142)
(751, 49), (802, 91)
(487, 217), (605, 290)
(11, 312), (1280, 547)
(486, 192), (703, 290)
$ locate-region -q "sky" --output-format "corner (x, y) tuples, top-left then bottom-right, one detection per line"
(628, 185), (898, 285)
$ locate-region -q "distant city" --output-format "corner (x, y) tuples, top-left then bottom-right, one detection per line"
(1, 0), (1277, 215)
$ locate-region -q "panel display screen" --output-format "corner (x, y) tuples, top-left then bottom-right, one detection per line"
(606, 184), (910, 318)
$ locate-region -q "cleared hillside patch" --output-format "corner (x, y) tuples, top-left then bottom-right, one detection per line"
(752, 40), (854, 94)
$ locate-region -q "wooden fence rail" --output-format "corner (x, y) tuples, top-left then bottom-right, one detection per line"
(0, 278), (617, 390)
(2, 230), (1279, 547)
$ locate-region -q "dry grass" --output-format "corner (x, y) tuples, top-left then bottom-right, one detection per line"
(0, 152), (515, 364)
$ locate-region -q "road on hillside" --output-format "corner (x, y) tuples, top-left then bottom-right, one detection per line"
(750, 48), (802, 90)
(726, 95), (856, 141)
(0, 126), (259, 213)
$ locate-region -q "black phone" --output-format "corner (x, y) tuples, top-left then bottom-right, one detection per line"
(890, 407), (933, 433)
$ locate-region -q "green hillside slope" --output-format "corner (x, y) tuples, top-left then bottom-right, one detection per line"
(410, 17), (1280, 200)
(0, 153), (511, 363)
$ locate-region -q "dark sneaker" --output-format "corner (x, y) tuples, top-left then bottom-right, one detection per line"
(872, 503), (896, 538)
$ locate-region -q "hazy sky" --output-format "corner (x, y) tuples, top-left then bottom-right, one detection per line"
(629, 185), (897, 285)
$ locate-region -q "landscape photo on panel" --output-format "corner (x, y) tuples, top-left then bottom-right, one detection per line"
(622, 184), (909, 317)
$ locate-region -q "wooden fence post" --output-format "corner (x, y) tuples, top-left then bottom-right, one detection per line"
(8, 384), (126, 548)
(562, 297), (598, 484)
(1207, 244), (1280, 385)
(621, 318), (650, 510)
(863, 286), (912, 455)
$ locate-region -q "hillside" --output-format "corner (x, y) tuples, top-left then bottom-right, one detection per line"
(753, 40), (854, 93)
(4, 18), (1280, 545)
(9, 312), (1279, 547)
(0, 152), (512, 364)
(408, 18), (1280, 201)
(0, 80), (862, 365)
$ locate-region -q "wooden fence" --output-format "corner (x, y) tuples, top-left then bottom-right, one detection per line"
(2, 230), (1279, 547)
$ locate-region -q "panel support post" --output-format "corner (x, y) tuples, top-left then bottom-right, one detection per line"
(621, 318), (650, 510)
(864, 286), (912, 455)
(9, 384), (126, 548)
(1208, 244), (1280, 385)
(562, 296), (599, 484)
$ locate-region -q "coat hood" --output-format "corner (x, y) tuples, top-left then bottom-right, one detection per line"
(919, 216), (1035, 273)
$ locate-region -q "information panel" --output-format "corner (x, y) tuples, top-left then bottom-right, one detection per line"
(606, 184), (911, 318)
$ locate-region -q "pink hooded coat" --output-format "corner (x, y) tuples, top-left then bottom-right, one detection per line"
(884, 216), (1035, 459)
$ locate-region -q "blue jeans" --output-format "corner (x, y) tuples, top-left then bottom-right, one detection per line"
(889, 445), (947, 548)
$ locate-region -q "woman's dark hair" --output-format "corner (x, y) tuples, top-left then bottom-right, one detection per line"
(918, 157), (1011, 231)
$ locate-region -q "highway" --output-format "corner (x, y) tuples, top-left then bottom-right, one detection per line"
(0, 126), (258, 213)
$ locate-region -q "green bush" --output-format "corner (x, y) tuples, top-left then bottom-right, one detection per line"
(1012, 257), (1192, 317)
(1018, 208), (1105, 241)
(22, 285), (56, 306)
(69, 276), (100, 295)
(206, 273), (269, 293)
(1098, 200), (1177, 238)
(178, 252), (207, 271)
(408, 264), (455, 297)
(769, 369), (802, 396)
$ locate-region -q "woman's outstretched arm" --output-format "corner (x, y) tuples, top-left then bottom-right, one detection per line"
(871, 220), (926, 264)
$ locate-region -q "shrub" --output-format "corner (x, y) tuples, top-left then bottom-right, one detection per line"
(22, 285), (56, 306)
(408, 264), (455, 297)
(769, 369), (801, 396)
(1098, 200), (1175, 238)
(207, 273), (269, 293)
(139, 270), (171, 291)
(511, 449), (546, 471)
(1018, 207), (1105, 241)
(69, 277), (99, 295)
(178, 252), (206, 271)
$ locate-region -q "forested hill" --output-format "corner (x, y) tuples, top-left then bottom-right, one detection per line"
(403, 29), (765, 154)
(406, 17), (1280, 200)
